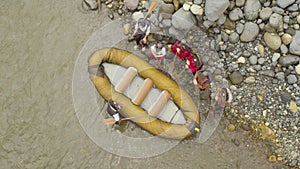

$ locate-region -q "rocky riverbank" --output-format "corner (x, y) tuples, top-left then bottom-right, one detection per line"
(83, 0), (300, 167)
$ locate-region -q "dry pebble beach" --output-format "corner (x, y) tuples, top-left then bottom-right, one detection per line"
(83, 0), (300, 167)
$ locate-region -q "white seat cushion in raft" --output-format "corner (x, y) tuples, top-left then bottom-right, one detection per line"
(148, 90), (171, 117)
(132, 78), (154, 105)
(115, 67), (137, 93)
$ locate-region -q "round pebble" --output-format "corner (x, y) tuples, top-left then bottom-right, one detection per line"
(281, 33), (292, 45)
(227, 124), (236, 132)
(272, 53), (281, 62)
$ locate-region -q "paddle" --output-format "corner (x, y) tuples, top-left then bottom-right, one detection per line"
(129, 0), (158, 40)
(97, 0), (101, 15)
(143, 0), (158, 20)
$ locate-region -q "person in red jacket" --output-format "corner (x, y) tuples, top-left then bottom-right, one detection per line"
(171, 40), (190, 60)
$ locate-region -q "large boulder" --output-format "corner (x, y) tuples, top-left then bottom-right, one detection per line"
(172, 8), (197, 30)
(244, 0), (261, 21)
(240, 22), (259, 42)
(205, 0), (229, 21)
(289, 31), (300, 55)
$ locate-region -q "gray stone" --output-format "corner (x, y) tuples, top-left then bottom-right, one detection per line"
(124, 0), (139, 10)
(287, 4), (299, 11)
(295, 64), (300, 75)
(249, 55), (258, 65)
(161, 19), (172, 28)
(243, 50), (252, 57)
(244, 0), (261, 21)
(203, 20), (215, 29)
(280, 44), (289, 54)
(269, 13), (283, 31)
(278, 54), (300, 66)
(221, 31), (229, 42)
(169, 27), (185, 39)
(263, 32), (281, 50)
(258, 58), (266, 65)
(160, 3), (175, 18)
(172, 8), (197, 30)
(240, 22), (259, 42)
(259, 7), (273, 21)
(285, 27), (296, 36)
(229, 71), (244, 84)
(237, 56), (246, 63)
(193, 0), (202, 5)
(259, 23), (265, 30)
(191, 4), (203, 15)
(272, 53), (281, 62)
(236, 23), (244, 34)
(253, 65), (262, 71)
(217, 14), (227, 25)
(205, 0), (230, 21)
(281, 92), (292, 103)
(287, 74), (298, 84)
(259, 70), (275, 77)
(150, 14), (159, 26)
(183, 3), (191, 11)
(244, 76), (256, 83)
(277, 0), (295, 8)
(236, 0), (245, 7)
(229, 32), (240, 43)
(263, 1), (271, 6)
(228, 1), (235, 10)
(275, 72), (285, 80)
(229, 8), (243, 21)
(132, 11), (144, 21)
(283, 16), (290, 23)
(163, 0), (173, 3)
(271, 7), (285, 15)
(264, 23), (277, 33)
(289, 31), (300, 55)
(83, 0), (98, 10)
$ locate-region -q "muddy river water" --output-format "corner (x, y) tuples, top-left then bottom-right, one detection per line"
(0, 0), (286, 168)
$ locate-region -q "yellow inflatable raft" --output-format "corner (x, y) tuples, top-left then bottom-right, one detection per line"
(88, 48), (200, 139)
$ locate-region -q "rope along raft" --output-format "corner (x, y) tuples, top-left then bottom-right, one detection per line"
(88, 48), (200, 139)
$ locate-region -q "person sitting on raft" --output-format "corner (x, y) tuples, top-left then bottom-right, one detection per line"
(106, 99), (121, 125)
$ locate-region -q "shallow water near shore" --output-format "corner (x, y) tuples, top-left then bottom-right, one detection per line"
(0, 0), (287, 168)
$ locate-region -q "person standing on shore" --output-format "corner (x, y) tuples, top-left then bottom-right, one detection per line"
(132, 18), (151, 51)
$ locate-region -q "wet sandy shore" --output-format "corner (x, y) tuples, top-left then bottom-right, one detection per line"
(0, 0), (287, 168)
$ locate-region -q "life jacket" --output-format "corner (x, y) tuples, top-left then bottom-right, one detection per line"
(171, 40), (191, 60)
